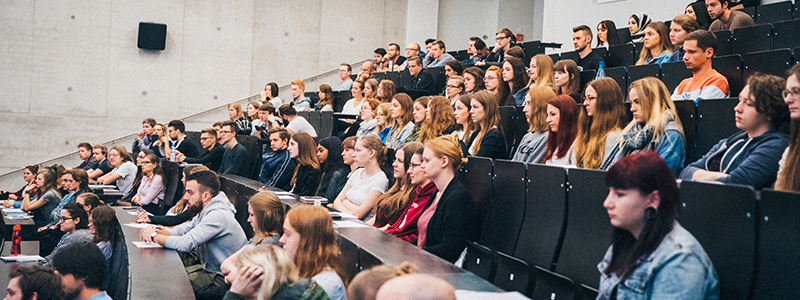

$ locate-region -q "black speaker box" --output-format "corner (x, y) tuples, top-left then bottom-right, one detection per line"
(137, 22), (167, 50)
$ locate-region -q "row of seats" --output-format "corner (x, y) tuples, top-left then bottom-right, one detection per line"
(740, 0), (797, 25)
(457, 157), (800, 300)
(301, 90), (353, 112)
(717, 20), (800, 55)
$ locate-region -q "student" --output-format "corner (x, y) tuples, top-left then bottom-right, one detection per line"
(280, 105), (318, 137)
(484, 66), (511, 106)
(468, 90), (507, 159)
(151, 123), (170, 157)
(377, 80), (396, 104)
(280, 205), (348, 300)
(357, 61), (374, 82)
(41, 203), (92, 266)
(502, 57), (530, 106)
(373, 48), (387, 71)
(575, 78), (627, 169)
(223, 245), (329, 300)
(387, 93), (415, 149)
(597, 20), (621, 49)
(543, 95), (579, 166)
(137, 165), (208, 227)
(628, 12), (652, 43)
(396, 42), (421, 71)
(291, 80), (313, 110)
(486, 28), (515, 63)
(384, 43), (407, 71)
(262, 82), (284, 109)
(528, 54), (556, 92)
(573, 25), (604, 71)
(451, 95), (476, 144)
(376, 274), (456, 300)
(335, 63), (354, 92)
(406, 56), (434, 96)
(598, 151), (719, 300)
(422, 40), (455, 68)
(259, 128), (296, 191)
(342, 80), (365, 114)
(178, 128), (225, 171)
(131, 153), (166, 213)
(385, 146), (435, 244)
(333, 135), (390, 220)
(445, 76), (465, 105)
(364, 78), (379, 100)
(668, 15), (700, 63)
(4, 265), (65, 300)
(246, 102), (260, 123)
(671, 30), (730, 101)
(341, 136), (360, 181)
(602, 77), (686, 174)
(52, 243), (115, 300)
(132, 118), (157, 157)
(76, 192), (101, 215)
(373, 142), (424, 228)
(687, 1), (713, 30)
(417, 135), (479, 263)
(315, 137), (349, 203)
(776, 63), (800, 191)
(2, 165), (38, 207)
(419, 96), (455, 143)
(463, 67), (486, 94)
(635, 22), (674, 66)
(39, 168), (90, 232)
(317, 84), (334, 112)
(89, 205), (119, 260)
(87, 144), (114, 180)
(252, 102), (279, 137)
(375, 103), (392, 143)
(228, 103), (251, 135)
(681, 74), (789, 189)
(217, 121), (250, 177)
(444, 60), (463, 78)
(513, 86), (557, 164)
(504, 46), (525, 60)
(288, 133), (322, 196)
(139, 170), (247, 292)
(96, 147), (137, 195)
(405, 97), (428, 143)
(357, 99), (381, 137)
(707, 0), (754, 32)
(348, 263), (417, 300)
(554, 60), (581, 103)
(465, 37), (490, 65)
(76, 142), (96, 170)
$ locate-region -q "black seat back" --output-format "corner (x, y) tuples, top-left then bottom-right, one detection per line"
(493, 252), (532, 295)
(604, 66), (627, 93)
(673, 100), (698, 165)
(481, 160), (526, 254)
(756, 0), (793, 25)
(626, 64), (660, 86)
(753, 189), (800, 300)
(319, 111), (333, 138)
(463, 241), (498, 281)
(743, 48), (793, 80)
(712, 54), (743, 96)
(357, 247), (382, 272)
(732, 24), (773, 55)
(498, 106), (517, 154)
(713, 30), (734, 57)
(660, 61), (693, 93)
(462, 156), (493, 231)
(772, 19), (800, 50)
(695, 98), (739, 157)
(161, 160), (182, 212)
(514, 164), (568, 271)
(579, 70), (597, 102)
(605, 44), (636, 68)
(236, 135), (263, 180)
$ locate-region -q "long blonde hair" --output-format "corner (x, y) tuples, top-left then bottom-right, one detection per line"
(419, 96), (455, 143)
(228, 102), (244, 120)
(237, 245), (298, 300)
(376, 103), (391, 133)
(528, 54), (556, 91)
(575, 78), (627, 169)
(526, 86), (556, 133)
(622, 77), (684, 143)
(636, 22), (674, 65)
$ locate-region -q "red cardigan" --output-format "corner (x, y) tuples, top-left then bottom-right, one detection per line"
(384, 181), (437, 244)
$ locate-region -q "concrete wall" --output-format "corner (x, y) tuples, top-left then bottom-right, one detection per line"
(0, 0), (407, 181)
(436, 0), (540, 53)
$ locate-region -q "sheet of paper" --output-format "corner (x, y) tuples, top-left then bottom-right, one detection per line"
(123, 223), (151, 228)
(2, 208), (25, 214)
(333, 220), (369, 228)
(127, 211), (153, 216)
(1, 255), (44, 262)
(454, 290), (530, 300)
(132, 241), (163, 248)
(89, 184), (116, 189)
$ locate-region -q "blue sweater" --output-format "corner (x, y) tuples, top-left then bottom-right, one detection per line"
(258, 148), (296, 191)
(681, 130), (789, 189)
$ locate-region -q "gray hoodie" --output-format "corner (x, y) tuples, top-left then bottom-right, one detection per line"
(166, 191), (246, 274)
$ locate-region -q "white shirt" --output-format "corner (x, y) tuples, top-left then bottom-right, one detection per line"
(341, 98), (364, 114)
(286, 116), (317, 137)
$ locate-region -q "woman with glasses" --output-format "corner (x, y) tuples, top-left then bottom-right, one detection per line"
(41, 203), (92, 266)
(575, 79), (627, 169)
(96, 146), (138, 196)
(775, 63), (800, 191)
(131, 153), (166, 214)
(446, 76), (465, 105)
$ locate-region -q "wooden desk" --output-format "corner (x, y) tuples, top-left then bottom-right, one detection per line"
(115, 207), (195, 300)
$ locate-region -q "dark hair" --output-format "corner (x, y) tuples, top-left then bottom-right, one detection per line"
(269, 127), (291, 142)
(603, 151), (679, 280)
(433, 40), (446, 50)
(445, 60), (463, 76)
(340, 63), (352, 72)
(279, 104), (297, 116)
(220, 121), (237, 135)
(167, 119), (186, 134)
(66, 168), (89, 190)
(93, 144), (108, 156)
(142, 118), (156, 127)
(747, 73), (789, 128)
(424, 38), (436, 45)
(504, 57), (530, 95)
(266, 82), (279, 97)
(258, 102), (276, 114)
(407, 55), (422, 65)
(91, 205), (119, 247)
(9, 265), (65, 300)
(186, 170), (220, 197)
(77, 142), (92, 152)
(505, 46), (525, 59)
(52, 243), (107, 290)
(388, 43), (400, 52)
(77, 193), (101, 212)
(572, 24), (593, 38)
(317, 136), (346, 196)
(497, 28), (515, 42)
(470, 37), (487, 50)
(685, 30), (717, 55)
(689, 1), (713, 30)
(597, 20), (621, 47)
(464, 67), (486, 92)
(24, 165), (39, 175)
(62, 203), (89, 230)
(374, 48), (387, 56)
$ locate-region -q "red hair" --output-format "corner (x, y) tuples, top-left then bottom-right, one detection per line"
(544, 95), (579, 160)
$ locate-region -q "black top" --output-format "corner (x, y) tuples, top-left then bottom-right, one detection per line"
(424, 177), (479, 263)
(184, 143), (225, 172)
(219, 143), (249, 177)
(292, 164), (321, 196)
(174, 137), (201, 158)
(148, 209), (196, 226)
(468, 128), (508, 160)
(408, 70), (435, 96)
(576, 50), (603, 71)
(394, 55), (407, 67)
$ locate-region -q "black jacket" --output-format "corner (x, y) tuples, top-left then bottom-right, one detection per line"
(408, 70), (435, 96)
(174, 137), (201, 158)
(292, 164), (321, 196)
(424, 177), (479, 263)
(184, 143), (224, 172)
(467, 128), (508, 159)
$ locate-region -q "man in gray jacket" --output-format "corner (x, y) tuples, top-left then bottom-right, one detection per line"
(139, 170), (246, 292)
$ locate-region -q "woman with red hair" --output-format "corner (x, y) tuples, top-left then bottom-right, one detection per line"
(543, 95), (579, 166)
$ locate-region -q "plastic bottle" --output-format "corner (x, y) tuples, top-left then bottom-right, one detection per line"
(169, 147), (177, 162)
(595, 61), (605, 79)
(10, 225), (21, 256)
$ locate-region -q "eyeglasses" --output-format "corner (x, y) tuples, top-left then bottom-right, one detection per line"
(783, 88), (800, 99)
(141, 160), (154, 165)
(495, 36), (508, 41)
(409, 163), (422, 170)
(584, 95), (597, 102)
(446, 84), (460, 89)
(59, 216), (73, 222)
(200, 137), (212, 141)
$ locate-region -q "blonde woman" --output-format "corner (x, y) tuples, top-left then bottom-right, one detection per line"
(228, 102), (251, 135)
(635, 21), (674, 66)
(528, 54), (556, 91)
(151, 123), (170, 157)
(575, 78), (627, 169)
(375, 103), (392, 143)
(224, 245), (329, 300)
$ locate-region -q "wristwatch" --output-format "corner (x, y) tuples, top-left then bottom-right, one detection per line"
(150, 231), (158, 243)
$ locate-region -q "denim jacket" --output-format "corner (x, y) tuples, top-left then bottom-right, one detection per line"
(596, 223), (719, 300)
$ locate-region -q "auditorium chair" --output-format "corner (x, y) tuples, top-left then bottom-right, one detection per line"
(235, 135), (263, 180)
(161, 160), (182, 215)
(673, 99), (698, 165)
(743, 48), (793, 79)
(498, 106), (517, 151)
(713, 30), (734, 57)
(579, 70), (596, 102)
(462, 156), (493, 232)
(605, 44), (636, 68)
(616, 28), (632, 44)
(604, 66), (627, 93)
(626, 64), (660, 86)
(694, 98), (739, 158)
(548, 53), (560, 64)
(591, 47), (607, 63)
(462, 241), (498, 281)
(559, 51), (580, 63)
(338, 237), (359, 281)
(753, 189), (800, 300)
(660, 61), (693, 93)
(772, 19), (800, 51)
(493, 252), (532, 295)
(531, 266), (578, 300)
(712, 54), (743, 96)
(481, 159), (526, 255)
(732, 24), (772, 54)
(106, 218), (129, 300)
(357, 247), (382, 272)
(741, 6), (757, 20)
(319, 111), (333, 138)
(514, 164), (568, 271)
(755, 0), (793, 25)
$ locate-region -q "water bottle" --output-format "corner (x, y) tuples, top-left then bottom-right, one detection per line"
(595, 61), (605, 79)
(169, 148), (177, 162)
(10, 225), (21, 256)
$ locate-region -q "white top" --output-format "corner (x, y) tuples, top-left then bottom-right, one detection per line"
(321, 104), (334, 112)
(269, 96), (286, 109)
(313, 271), (347, 300)
(341, 98), (364, 114)
(544, 143), (577, 167)
(345, 168), (389, 206)
(111, 161), (138, 195)
(286, 116), (318, 137)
